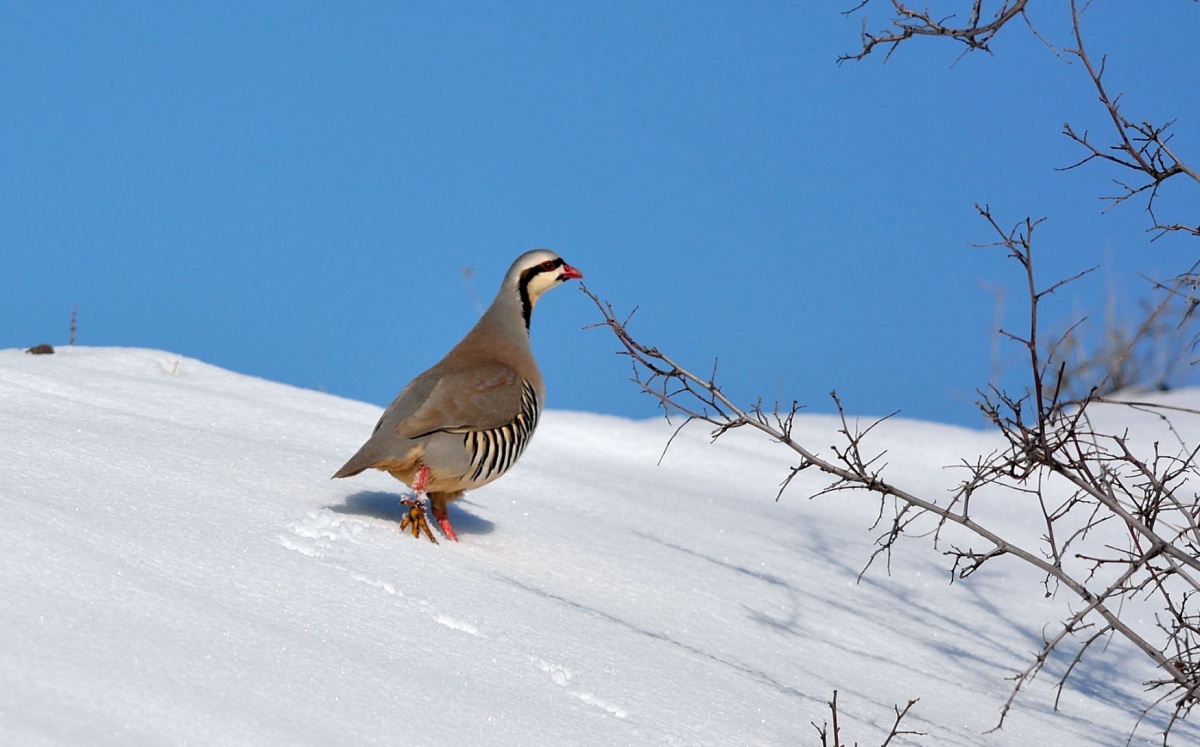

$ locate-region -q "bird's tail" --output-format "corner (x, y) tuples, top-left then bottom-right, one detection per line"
(331, 449), (371, 479)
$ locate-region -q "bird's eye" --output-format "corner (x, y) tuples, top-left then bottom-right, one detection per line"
(539, 260), (557, 271)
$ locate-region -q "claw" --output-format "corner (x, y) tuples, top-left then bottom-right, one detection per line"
(399, 498), (438, 544)
(398, 466), (455, 543)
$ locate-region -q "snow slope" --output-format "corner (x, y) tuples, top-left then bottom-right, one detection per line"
(2, 347), (1197, 746)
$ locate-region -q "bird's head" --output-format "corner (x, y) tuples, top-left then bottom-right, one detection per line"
(504, 250), (583, 328)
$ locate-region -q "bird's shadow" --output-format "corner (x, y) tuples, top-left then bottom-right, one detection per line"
(327, 490), (496, 536)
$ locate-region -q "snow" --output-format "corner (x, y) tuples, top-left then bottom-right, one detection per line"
(3, 346), (1198, 746)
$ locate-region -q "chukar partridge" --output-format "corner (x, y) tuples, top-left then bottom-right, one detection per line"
(333, 249), (583, 542)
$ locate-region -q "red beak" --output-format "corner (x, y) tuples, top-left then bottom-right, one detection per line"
(560, 263), (583, 280)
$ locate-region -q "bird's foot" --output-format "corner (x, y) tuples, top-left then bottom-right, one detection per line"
(399, 498), (438, 544)
(401, 466), (457, 543)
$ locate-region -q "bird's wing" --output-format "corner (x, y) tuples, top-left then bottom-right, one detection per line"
(392, 362), (525, 439)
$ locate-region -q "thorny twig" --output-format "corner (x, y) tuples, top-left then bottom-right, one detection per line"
(841, 1), (1198, 238)
(812, 690), (925, 746)
(584, 256), (1200, 739)
(1057, 0), (1200, 237)
(583, 204), (1200, 744)
(838, 0), (1031, 63)
(825, 3), (1200, 741)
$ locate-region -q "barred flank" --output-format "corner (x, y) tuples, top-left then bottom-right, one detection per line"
(463, 380), (540, 483)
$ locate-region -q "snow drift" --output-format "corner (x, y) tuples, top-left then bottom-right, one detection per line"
(3, 347), (1196, 745)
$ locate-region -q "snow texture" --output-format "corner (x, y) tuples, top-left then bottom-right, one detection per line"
(3, 347), (1198, 746)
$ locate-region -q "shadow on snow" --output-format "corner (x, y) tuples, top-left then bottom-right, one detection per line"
(327, 490), (496, 536)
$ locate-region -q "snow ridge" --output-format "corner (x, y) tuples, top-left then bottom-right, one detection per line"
(3, 347), (1197, 746)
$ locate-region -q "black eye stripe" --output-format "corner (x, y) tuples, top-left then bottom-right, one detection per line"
(519, 257), (564, 284)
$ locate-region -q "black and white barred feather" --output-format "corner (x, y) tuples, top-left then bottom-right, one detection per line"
(461, 379), (540, 484)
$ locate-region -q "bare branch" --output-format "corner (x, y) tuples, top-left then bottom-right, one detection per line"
(839, 0), (1030, 62)
(812, 689), (925, 746)
(1058, 0), (1200, 233)
(582, 203), (1200, 738)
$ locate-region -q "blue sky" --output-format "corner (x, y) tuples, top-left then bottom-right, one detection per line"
(3, 2), (1197, 428)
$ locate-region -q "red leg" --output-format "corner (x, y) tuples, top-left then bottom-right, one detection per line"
(430, 502), (459, 542)
(413, 464), (430, 494)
